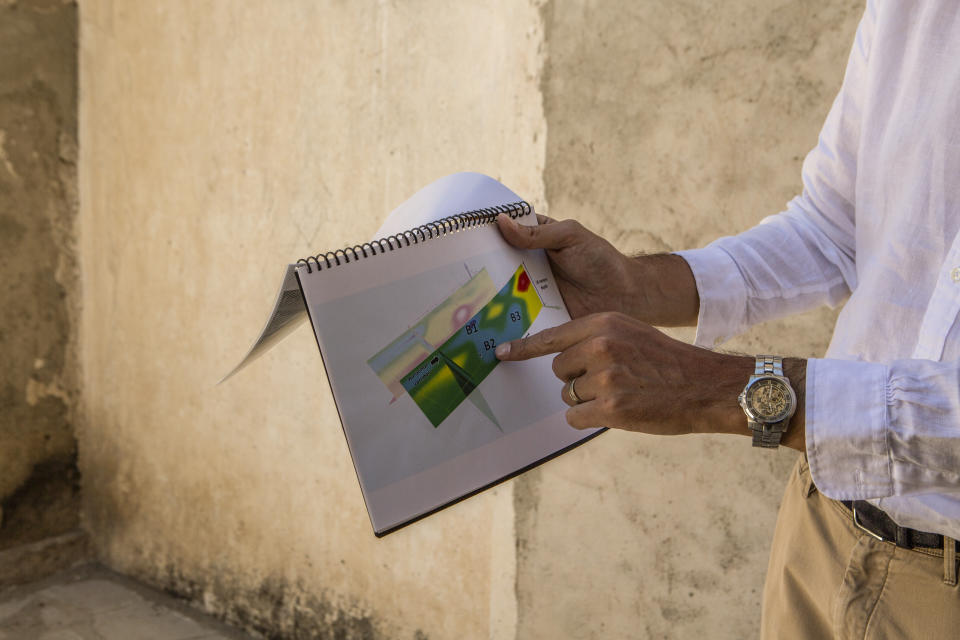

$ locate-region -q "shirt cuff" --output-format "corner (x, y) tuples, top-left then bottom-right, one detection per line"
(805, 357), (893, 500)
(673, 245), (749, 348)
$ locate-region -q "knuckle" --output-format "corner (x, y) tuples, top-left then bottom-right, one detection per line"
(538, 330), (558, 351)
(595, 368), (616, 390)
(600, 311), (627, 329)
(602, 394), (627, 416)
(521, 225), (538, 244)
(556, 220), (582, 243)
(592, 335), (616, 357)
(609, 363), (630, 383)
(592, 312), (616, 332)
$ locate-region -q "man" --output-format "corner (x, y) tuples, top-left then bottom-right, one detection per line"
(495, 1), (960, 638)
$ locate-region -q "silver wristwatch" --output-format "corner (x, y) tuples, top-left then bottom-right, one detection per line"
(738, 355), (797, 449)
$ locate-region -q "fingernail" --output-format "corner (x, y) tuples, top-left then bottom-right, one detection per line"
(495, 342), (511, 358)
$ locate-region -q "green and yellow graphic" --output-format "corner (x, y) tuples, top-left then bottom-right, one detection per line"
(367, 269), (498, 401)
(399, 265), (542, 427)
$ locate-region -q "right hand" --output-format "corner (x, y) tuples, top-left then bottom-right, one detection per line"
(497, 214), (638, 319)
(496, 214), (699, 326)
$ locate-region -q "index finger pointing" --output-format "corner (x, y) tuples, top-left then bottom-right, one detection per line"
(495, 317), (595, 361)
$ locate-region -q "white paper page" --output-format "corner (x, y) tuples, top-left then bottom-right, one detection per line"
(297, 216), (601, 536)
(221, 173), (528, 383)
(219, 264), (307, 383)
(373, 172), (527, 237)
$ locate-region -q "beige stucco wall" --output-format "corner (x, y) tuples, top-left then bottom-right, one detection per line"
(78, 1), (861, 638)
(79, 2), (543, 638)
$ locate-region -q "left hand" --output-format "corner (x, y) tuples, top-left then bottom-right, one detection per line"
(495, 312), (753, 436)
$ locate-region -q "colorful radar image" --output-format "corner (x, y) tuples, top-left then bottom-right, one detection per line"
(367, 264), (543, 429)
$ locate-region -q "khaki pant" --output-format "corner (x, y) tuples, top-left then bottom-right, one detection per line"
(761, 456), (960, 639)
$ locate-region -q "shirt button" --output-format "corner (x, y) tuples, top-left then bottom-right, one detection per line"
(953, 268), (960, 283)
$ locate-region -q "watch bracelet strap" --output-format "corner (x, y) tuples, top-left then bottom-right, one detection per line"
(751, 422), (785, 448)
(755, 355), (784, 376)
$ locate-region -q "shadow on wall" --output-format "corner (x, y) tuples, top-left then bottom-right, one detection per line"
(0, 0), (83, 578)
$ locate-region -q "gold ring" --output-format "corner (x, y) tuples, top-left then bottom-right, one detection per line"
(567, 376), (584, 404)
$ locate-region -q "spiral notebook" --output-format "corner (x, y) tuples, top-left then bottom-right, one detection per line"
(224, 173), (603, 536)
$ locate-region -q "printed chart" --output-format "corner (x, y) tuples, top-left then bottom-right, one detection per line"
(367, 268), (497, 402)
(368, 264), (543, 428)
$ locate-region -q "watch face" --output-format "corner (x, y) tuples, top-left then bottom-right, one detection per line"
(745, 377), (793, 422)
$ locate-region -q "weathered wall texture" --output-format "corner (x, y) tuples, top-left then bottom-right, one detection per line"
(79, 1), (543, 638)
(0, 0), (81, 555)
(515, 1), (861, 638)
(78, 1), (862, 638)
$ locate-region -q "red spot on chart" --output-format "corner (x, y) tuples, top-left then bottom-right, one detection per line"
(516, 269), (531, 292)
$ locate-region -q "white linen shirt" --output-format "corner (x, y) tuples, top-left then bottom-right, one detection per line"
(676, 0), (960, 539)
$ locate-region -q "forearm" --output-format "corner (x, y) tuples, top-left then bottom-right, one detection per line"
(691, 354), (807, 453)
(626, 254), (808, 449)
(626, 254), (700, 327)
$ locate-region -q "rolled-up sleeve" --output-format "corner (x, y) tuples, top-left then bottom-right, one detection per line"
(807, 357), (960, 499)
(673, 245), (748, 347)
(675, 201), (856, 348)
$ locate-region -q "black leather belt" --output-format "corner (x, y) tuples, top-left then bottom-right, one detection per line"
(842, 500), (957, 550)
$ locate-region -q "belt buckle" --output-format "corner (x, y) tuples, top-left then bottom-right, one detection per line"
(852, 505), (884, 542)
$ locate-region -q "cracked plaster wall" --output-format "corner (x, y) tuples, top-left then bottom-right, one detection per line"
(0, 0), (80, 555)
(78, 0), (863, 638)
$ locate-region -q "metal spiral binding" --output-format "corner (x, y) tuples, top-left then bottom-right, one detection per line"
(295, 200), (532, 273)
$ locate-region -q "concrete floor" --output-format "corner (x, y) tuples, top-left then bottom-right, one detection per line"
(0, 565), (253, 640)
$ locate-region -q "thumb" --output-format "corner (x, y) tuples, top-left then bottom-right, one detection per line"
(496, 213), (576, 251)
